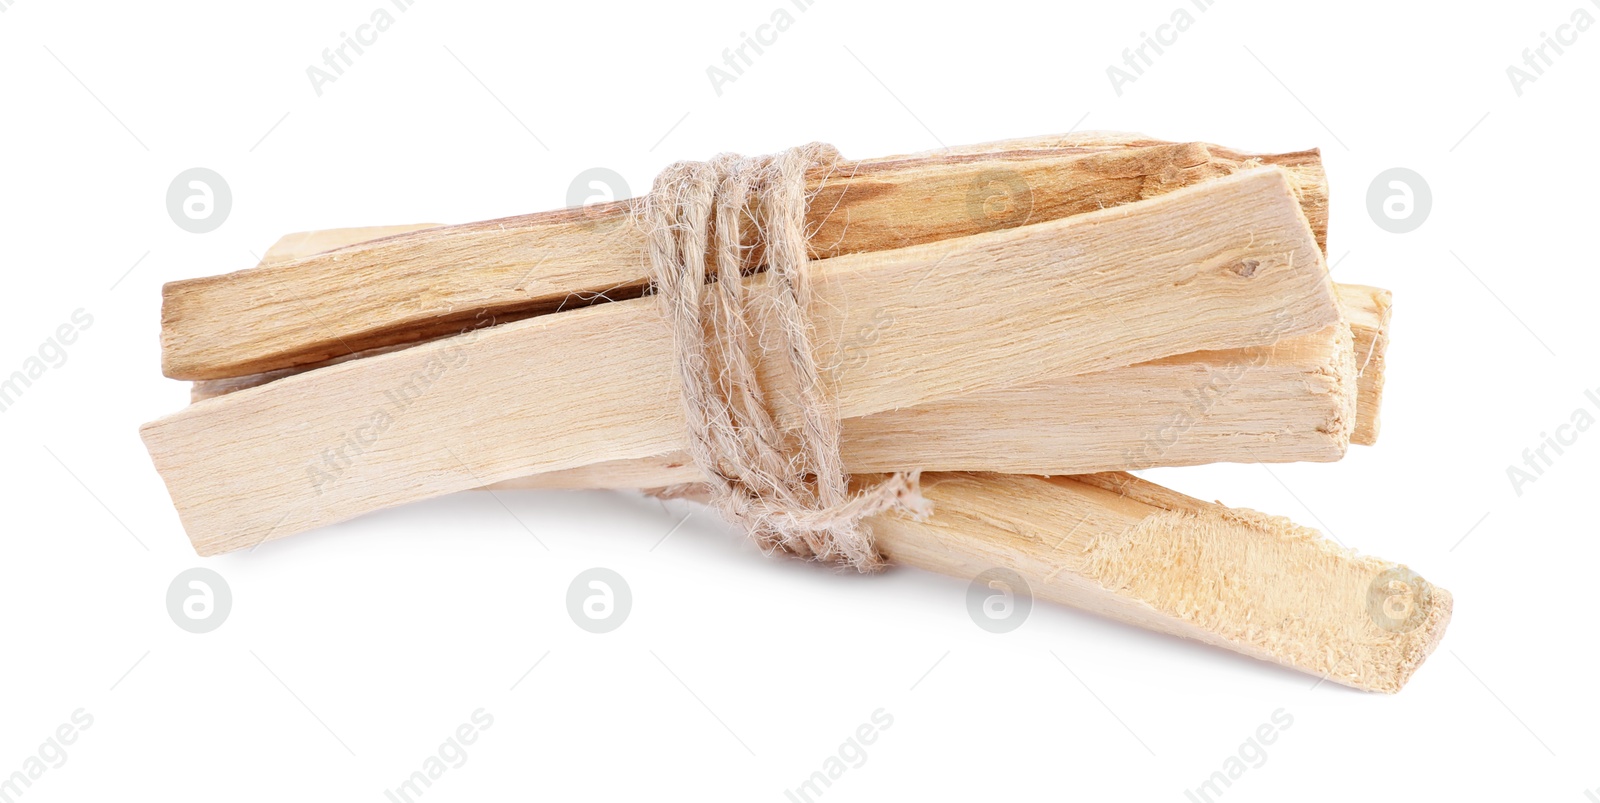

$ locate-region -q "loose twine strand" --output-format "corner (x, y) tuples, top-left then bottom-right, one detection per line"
(640, 144), (930, 572)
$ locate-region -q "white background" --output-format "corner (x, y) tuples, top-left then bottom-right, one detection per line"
(1, 0), (1596, 800)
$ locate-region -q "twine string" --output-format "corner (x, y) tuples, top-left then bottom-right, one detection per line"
(641, 144), (930, 572)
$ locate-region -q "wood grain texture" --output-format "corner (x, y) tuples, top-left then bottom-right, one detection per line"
(200, 235), (1382, 492)
(1341, 284), (1392, 446)
(191, 288), (1381, 492)
(195, 251), (1385, 456)
(143, 168), (1337, 555)
(913, 131), (1328, 250)
(872, 471), (1450, 693)
(160, 136), (1328, 379)
(491, 317), (1356, 490)
(259, 223), (444, 263)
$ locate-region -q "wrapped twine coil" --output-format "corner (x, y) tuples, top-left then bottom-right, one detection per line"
(641, 144), (931, 572)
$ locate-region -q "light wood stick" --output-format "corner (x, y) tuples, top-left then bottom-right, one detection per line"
(924, 131), (1328, 249)
(143, 168), (1338, 555)
(204, 225), (1380, 468)
(494, 285), (1388, 489)
(189, 318), (1374, 491)
(870, 471), (1450, 693)
(195, 246), (1386, 459)
(195, 319), (1359, 487)
(257, 223), (444, 263)
(490, 318), (1356, 489)
(208, 223), (1383, 490)
(160, 137), (1327, 379)
(1341, 284), (1391, 445)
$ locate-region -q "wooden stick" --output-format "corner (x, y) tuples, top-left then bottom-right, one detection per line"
(160, 137), (1327, 379)
(489, 318), (1356, 489)
(143, 168), (1338, 555)
(196, 318), (1358, 488)
(256, 223), (444, 263)
(870, 471), (1450, 693)
(1341, 284), (1391, 445)
(195, 247), (1386, 458)
(641, 467), (1450, 691)
(927, 131), (1328, 250)
(194, 228), (1384, 489)
(203, 223), (1381, 471)
(187, 319), (1374, 493)
(503, 284), (1393, 489)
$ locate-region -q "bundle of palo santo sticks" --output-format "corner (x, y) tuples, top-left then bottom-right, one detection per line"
(142, 133), (1450, 692)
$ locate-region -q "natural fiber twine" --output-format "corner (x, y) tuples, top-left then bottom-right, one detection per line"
(641, 144), (930, 572)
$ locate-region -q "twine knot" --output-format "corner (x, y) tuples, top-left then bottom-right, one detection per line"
(641, 144), (930, 572)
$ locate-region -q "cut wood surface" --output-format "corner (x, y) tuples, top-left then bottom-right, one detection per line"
(194, 222), (1385, 490)
(259, 223), (444, 263)
(203, 317), (1357, 489)
(1341, 284), (1392, 446)
(194, 280), (1381, 483)
(143, 168), (1337, 555)
(161, 136), (1328, 379)
(191, 314), (1374, 491)
(871, 471), (1451, 693)
(930, 131), (1328, 249)
(491, 318), (1356, 490)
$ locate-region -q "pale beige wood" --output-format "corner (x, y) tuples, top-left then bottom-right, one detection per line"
(188, 342), (413, 403)
(260, 224), (445, 264)
(1340, 284), (1391, 446)
(191, 289), (1367, 486)
(501, 276), (1387, 491)
(870, 471), (1451, 693)
(160, 137), (1328, 380)
(183, 223), (477, 403)
(193, 246), (1382, 463)
(901, 131), (1329, 250)
(490, 318), (1355, 490)
(143, 168), (1338, 555)
(193, 150), (1345, 406)
(191, 312), (1369, 490)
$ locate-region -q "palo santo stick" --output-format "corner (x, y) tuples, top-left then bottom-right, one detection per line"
(1341, 284), (1391, 446)
(196, 318), (1358, 487)
(190, 315), (1370, 491)
(490, 318), (1356, 490)
(194, 149), (1339, 405)
(192, 139), (1340, 406)
(870, 471), (1450, 693)
(496, 280), (1385, 489)
(143, 168), (1338, 555)
(258, 223), (444, 263)
(193, 271), (1379, 471)
(197, 248), (1384, 456)
(160, 138), (1327, 379)
(924, 131), (1328, 251)
(219, 223), (1377, 491)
